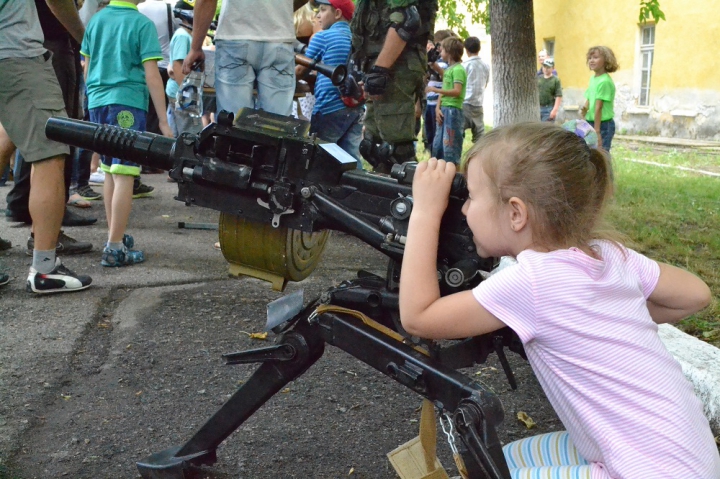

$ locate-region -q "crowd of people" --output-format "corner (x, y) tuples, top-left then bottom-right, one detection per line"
(1, 2), (718, 478)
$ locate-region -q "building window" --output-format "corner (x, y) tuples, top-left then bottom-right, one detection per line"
(639, 25), (655, 106)
(544, 39), (555, 58)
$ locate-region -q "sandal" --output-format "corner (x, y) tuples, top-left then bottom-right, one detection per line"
(67, 193), (92, 209)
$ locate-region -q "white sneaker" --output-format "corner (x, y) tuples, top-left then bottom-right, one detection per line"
(89, 170), (105, 184)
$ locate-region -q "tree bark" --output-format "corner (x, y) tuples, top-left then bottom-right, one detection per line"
(490, 0), (539, 126)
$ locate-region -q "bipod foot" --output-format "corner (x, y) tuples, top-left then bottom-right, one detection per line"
(137, 446), (216, 479)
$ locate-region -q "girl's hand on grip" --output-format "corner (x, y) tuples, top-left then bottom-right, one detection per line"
(412, 158), (456, 219)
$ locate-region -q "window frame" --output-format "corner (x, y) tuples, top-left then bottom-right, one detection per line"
(638, 24), (655, 107)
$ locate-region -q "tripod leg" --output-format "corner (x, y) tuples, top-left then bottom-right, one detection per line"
(136, 327), (325, 479)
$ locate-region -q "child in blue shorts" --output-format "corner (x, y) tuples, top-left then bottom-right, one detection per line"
(81, 0), (173, 267)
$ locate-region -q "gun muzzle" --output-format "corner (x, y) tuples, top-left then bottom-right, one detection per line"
(295, 54), (347, 86)
(45, 118), (176, 171)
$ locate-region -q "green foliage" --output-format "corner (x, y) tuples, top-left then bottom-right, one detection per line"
(639, 0), (666, 23)
(435, 0), (665, 36)
(437, 0), (489, 38)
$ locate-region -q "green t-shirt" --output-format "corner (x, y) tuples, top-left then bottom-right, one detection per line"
(537, 75), (562, 107)
(440, 63), (466, 109)
(80, 1), (163, 111)
(584, 73), (615, 122)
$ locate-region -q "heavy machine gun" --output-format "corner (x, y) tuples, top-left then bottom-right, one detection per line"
(46, 110), (525, 479)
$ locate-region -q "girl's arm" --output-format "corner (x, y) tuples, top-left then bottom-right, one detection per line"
(647, 262), (712, 324)
(144, 60), (173, 138)
(593, 99), (604, 144)
(399, 159), (507, 339)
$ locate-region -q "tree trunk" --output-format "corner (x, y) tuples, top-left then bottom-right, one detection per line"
(490, 0), (539, 126)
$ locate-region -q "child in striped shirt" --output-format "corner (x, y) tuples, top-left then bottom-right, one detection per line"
(399, 123), (720, 478)
(295, 0), (362, 168)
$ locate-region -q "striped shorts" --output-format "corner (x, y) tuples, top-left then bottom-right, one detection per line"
(503, 431), (592, 479)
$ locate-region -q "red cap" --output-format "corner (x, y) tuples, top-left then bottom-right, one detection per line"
(315, 0), (355, 21)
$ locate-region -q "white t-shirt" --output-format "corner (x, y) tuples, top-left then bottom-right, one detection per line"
(473, 241), (720, 479)
(215, 0), (295, 43)
(138, 0), (178, 69)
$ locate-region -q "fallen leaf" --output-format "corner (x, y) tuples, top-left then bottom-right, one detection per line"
(348, 467), (355, 475)
(249, 332), (268, 340)
(60, 394), (71, 400)
(281, 388), (291, 394)
(517, 411), (536, 429)
(136, 391), (143, 396)
(162, 215), (170, 218)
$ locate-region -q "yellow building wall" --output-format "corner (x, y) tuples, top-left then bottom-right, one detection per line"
(533, 0), (720, 139)
(534, 0), (718, 91)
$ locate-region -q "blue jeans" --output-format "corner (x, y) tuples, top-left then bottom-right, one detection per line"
(424, 103), (438, 152)
(311, 107), (364, 169)
(540, 106), (554, 122)
(432, 106), (464, 165)
(214, 40), (295, 117)
(599, 119), (615, 152)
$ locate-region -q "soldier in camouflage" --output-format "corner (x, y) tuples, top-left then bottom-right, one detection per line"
(351, 0), (437, 173)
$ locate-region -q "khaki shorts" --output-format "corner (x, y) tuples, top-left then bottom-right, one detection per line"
(0, 54), (70, 163)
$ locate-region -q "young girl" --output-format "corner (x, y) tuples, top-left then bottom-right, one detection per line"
(580, 46), (618, 152)
(399, 123), (720, 478)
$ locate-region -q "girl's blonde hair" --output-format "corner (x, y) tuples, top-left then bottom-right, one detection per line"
(463, 123), (619, 251)
(586, 46), (619, 73)
(294, 3), (316, 38)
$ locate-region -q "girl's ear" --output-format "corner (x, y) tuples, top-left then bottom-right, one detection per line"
(506, 197), (529, 232)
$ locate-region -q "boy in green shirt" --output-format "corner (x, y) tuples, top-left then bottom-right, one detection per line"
(81, 0), (172, 267)
(425, 36), (466, 164)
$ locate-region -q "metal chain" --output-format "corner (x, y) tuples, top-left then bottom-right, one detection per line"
(440, 412), (459, 455)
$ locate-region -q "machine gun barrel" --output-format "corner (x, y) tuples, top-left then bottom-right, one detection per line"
(46, 118), (176, 171)
(295, 54), (347, 86)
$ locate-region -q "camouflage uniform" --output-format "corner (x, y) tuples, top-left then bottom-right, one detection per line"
(351, 0), (437, 171)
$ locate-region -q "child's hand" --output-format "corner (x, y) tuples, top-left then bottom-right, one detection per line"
(435, 108), (444, 126)
(159, 122), (174, 138)
(425, 86), (435, 94)
(411, 158), (456, 219)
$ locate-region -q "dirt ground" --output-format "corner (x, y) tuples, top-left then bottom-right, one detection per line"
(1, 232), (562, 479)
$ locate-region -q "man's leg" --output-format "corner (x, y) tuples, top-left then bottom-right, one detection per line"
(360, 54), (423, 172)
(30, 156), (65, 252)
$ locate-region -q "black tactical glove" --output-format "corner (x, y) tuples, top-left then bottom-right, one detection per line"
(364, 65), (392, 96)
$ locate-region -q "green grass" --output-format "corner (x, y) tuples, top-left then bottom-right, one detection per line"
(416, 130), (720, 346)
(608, 145), (720, 346)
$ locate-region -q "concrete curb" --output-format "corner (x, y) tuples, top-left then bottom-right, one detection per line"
(658, 324), (720, 436)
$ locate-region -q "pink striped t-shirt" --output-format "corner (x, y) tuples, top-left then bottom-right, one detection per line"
(473, 241), (720, 479)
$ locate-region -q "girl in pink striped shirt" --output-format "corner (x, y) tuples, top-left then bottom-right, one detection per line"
(400, 123), (720, 478)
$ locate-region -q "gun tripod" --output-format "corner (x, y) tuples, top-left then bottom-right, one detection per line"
(137, 270), (524, 479)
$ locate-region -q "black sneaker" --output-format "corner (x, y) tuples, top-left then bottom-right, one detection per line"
(0, 237), (11, 251)
(27, 231), (93, 256)
(74, 184), (102, 201)
(62, 209), (97, 227)
(26, 258), (92, 294)
(132, 181), (155, 199)
(0, 272), (9, 287)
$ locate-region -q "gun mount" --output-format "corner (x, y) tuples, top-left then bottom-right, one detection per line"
(46, 110), (525, 478)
